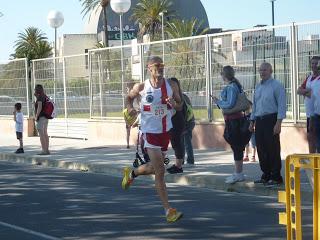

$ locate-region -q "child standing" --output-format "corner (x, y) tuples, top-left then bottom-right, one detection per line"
(243, 102), (256, 162)
(13, 103), (24, 154)
(243, 133), (256, 162)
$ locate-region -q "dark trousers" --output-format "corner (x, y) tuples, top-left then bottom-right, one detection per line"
(313, 115), (320, 152)
(182, 122), (195, 164)
(255, 113), (282, 181)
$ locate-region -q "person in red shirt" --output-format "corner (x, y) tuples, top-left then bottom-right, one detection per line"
(297, 56), (320, 153)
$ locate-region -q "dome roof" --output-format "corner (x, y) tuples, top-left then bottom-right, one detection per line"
(84, 0), (209, 38)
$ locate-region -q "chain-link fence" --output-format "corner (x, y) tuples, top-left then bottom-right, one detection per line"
(32, 54), (90, 119)
(89, 45), (139, 119)
(2, 20), (320, 125)
(0, 58), (30, 117)
(210, 24), (294, 120)
(296, 21), (320, 121)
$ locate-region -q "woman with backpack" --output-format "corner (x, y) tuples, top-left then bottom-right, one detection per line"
(211, 66), (251, 184)
(34, 84), (50, 155)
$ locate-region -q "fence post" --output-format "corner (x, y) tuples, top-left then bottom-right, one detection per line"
(89, 52), (93, 119)
(290, 22), (299, 123)
(62, 57), (67, 119)
(140, 44), (145, 83)
(205, 35), (212, 121)
(314, 157), (319, 239)
(25, 58), (30, 118)
(31, 60), (36, 118)
(98, 54), (103, 118)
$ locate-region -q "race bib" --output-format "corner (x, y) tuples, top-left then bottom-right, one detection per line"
(151, 104), (168, 118)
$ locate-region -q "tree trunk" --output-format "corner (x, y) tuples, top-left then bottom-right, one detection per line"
(102, 6), (109, 47)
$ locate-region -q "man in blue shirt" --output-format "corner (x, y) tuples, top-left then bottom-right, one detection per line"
(249, 62), (286, 187)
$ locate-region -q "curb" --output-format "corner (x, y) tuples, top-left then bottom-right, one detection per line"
(0, 153), (313, 201)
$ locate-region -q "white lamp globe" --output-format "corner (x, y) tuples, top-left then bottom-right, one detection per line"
(47, 10), (64, 28)
(110, 0), (131, 14)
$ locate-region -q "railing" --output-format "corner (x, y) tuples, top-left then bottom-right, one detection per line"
(1, 20), (320, 122)
(0, 58), (30, 117)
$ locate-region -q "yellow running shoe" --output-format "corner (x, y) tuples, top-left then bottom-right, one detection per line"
(166, 208), (183, 223)
(122, 167), (133, 190)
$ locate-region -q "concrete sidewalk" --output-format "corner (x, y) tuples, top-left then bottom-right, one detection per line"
(0, 135), (312, 199)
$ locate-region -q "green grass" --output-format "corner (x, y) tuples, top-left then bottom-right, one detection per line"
(193, 108), (223, 121)
(56, 109), (222, 121)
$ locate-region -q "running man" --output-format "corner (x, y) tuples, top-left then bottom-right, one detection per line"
(121, 56), (184, 223)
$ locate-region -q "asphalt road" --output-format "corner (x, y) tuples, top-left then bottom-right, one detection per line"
(0, 161), (312, 240)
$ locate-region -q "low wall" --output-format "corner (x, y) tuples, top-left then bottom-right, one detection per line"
(0, 118), (309, 156)
(0, 117), (35, 137)
(87, 119), (309, 156)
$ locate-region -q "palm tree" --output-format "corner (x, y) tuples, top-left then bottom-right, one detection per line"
(131, 0), (175, 41)
(165, 19), (222, 95)
(166, 18), (209, 39)
(80, 0), (110, 47)
(12, 27), (52, 60)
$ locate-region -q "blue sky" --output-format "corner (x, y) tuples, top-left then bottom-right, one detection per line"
(0, 0), (319, 60)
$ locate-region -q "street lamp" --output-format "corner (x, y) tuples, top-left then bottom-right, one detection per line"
(110, 0), (131, 109)
(47, 10), (64, 112)
(159, 12), (165, 63)
(270, 0), (276, 75)
(47, 10), (64, 58)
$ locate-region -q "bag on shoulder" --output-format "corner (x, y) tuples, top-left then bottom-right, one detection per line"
(185, 101), (194, 122)
(43, 96), (56, 119)
(182, 94), (194, 123)
(222, 92), (251, 115)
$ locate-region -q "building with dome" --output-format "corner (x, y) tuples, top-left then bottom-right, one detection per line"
(58, 0), (210, 57)
(84, 0), (209, 44)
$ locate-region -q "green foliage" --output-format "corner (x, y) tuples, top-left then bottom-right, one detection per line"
(12, 27), (52, 60)
(166, 18), (209, 39)
(68, 78), (90, 95)
(79, 0), (110, 47)
(79, 0), (109, 18)
(131, 0), (175, 41)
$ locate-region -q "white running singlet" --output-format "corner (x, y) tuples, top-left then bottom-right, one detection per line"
(140, 79), (173, 134)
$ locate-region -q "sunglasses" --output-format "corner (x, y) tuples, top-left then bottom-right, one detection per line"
(148, 63), (165, 69)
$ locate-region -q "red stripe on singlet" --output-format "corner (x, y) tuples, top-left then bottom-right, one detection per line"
(161, 80), (168, 133)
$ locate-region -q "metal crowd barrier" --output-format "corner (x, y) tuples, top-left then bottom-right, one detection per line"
(278, 154), (318, 240)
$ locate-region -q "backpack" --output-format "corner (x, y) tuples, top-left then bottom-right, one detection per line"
(185, 101), (194, 122)
(42, 96), (56, 119)
(182, 94), (194, 123)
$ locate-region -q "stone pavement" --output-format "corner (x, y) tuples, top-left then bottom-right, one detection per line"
(0, 135), (313, 199)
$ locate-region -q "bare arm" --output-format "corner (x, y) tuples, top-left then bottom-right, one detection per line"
(35, 101), (42, 120)
(168, 79), (183, 111)
(126, 83), (144, 115)
(297, 86), (310, 97)
(13, 110), (16, 122)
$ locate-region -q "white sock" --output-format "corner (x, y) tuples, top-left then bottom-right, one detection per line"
(165, 208), (170, 216)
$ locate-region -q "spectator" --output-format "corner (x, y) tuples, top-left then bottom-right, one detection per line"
(123, 107), (137, 149)
(13, 102), (24, 154)
(297, 56), (320, 153)
(249, 62), (286, 187)
(34, 84), (50, 155)
(167, 78), (186, 174)
(243, 134), (256, 162)
(243, 104), (256, 162)
(124, 83), (140, 149)
(212, 65), (251, 184)
(182, 93), (195, 165)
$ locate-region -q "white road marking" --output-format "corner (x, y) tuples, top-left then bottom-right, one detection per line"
(0, 221), (60, 240)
